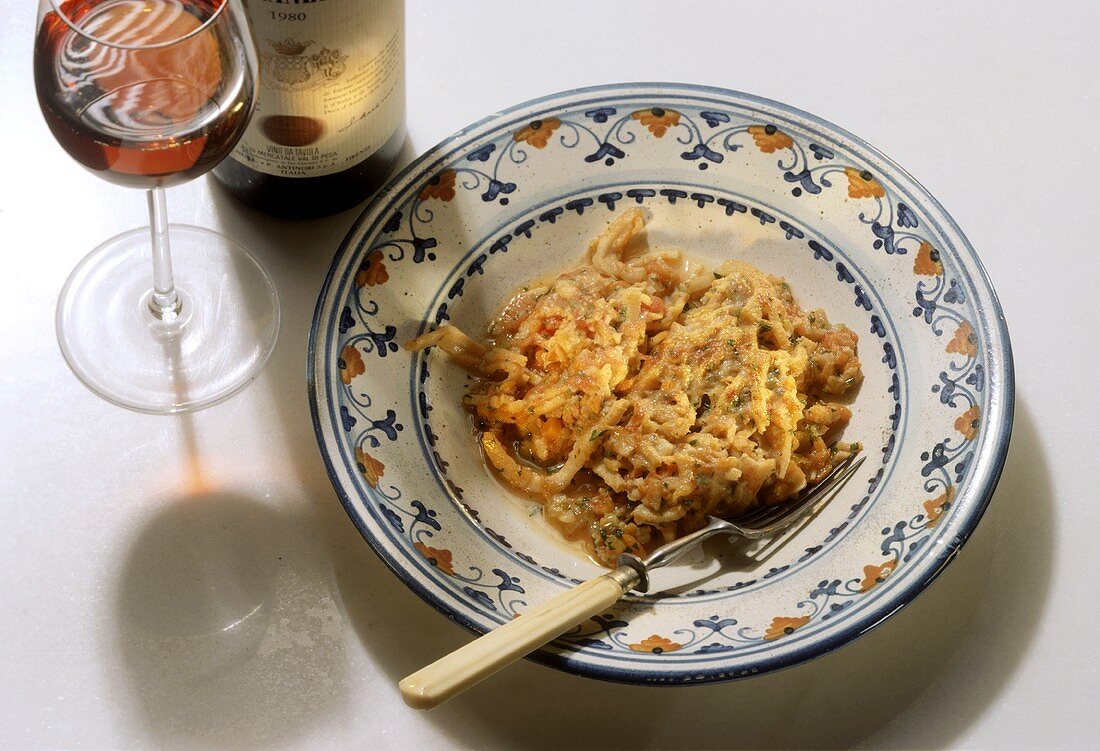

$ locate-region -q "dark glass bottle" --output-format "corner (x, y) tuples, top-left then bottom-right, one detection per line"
(212, 0), (406, 218)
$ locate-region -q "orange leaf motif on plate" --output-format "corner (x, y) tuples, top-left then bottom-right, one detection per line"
(748, 124), (793, 153)
(859, 558), (898, 592)
(630, 107), (681, 137)
(844, 167), (885, 199)
(414, 542), (455, 575)
(355, 249), (389, 288)
(339, 344), (364, 385)
(946, 320), (977, 357)
(628, 634), (682, 653)
(955, 405), (980, 440)
(354, 446), (385, 488)
(418, 169), (457, 201)
(513, 117), (562, 148)
(763, 615), (811, 640)
(923, 485), (956, 528)
(913, 241), (944, 276)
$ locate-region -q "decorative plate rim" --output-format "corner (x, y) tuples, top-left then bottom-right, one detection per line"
(307, 82), (1015, 684)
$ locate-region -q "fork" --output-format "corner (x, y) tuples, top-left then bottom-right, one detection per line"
(399, 454), (865, 709)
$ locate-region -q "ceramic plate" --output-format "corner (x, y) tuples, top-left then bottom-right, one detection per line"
(308, 83), (1013, 684)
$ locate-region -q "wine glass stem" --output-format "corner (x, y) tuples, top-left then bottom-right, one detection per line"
(147, 186), (182, 321)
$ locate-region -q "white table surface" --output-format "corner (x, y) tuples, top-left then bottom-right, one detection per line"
(2, 1), (1097, 748)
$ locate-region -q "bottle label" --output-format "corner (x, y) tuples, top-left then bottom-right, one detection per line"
(231, 0), (404, 178)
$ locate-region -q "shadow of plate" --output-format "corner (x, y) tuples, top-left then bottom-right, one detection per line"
(333, 399), (1049, 750)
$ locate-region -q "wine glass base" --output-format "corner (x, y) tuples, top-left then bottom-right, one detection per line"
(56, 225), (280, 414)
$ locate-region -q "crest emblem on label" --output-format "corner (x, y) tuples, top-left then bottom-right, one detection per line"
(263, 37), (348, 90)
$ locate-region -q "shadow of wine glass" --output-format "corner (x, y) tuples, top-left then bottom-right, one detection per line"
(114, 490), (349, 748)
(157, 321), (207, 490)
(110, 139), (425, 747)
(332, 400), (1050, 750)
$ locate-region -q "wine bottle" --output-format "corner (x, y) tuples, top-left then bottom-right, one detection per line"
(212, 0), (406, 218)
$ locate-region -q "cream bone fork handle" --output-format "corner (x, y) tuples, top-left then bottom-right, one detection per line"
(399, 454), (864, 709)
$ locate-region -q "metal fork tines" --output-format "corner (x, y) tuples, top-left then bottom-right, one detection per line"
(620, 454), (865, 592)
(729, 453), (864, 538)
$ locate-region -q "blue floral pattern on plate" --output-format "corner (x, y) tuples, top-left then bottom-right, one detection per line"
(308, 84), (1013, 684)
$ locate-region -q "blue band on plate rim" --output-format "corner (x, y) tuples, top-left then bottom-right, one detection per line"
(307, 82), (1015, 684)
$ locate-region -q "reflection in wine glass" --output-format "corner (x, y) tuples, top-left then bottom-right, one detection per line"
(34, 0), (279, 413)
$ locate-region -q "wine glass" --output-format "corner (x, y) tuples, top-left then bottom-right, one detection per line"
(34, 0), (279, 413)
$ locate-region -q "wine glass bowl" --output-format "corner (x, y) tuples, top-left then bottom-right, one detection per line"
(35, 0), (254, 189)
(34, 0), (279, 413)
